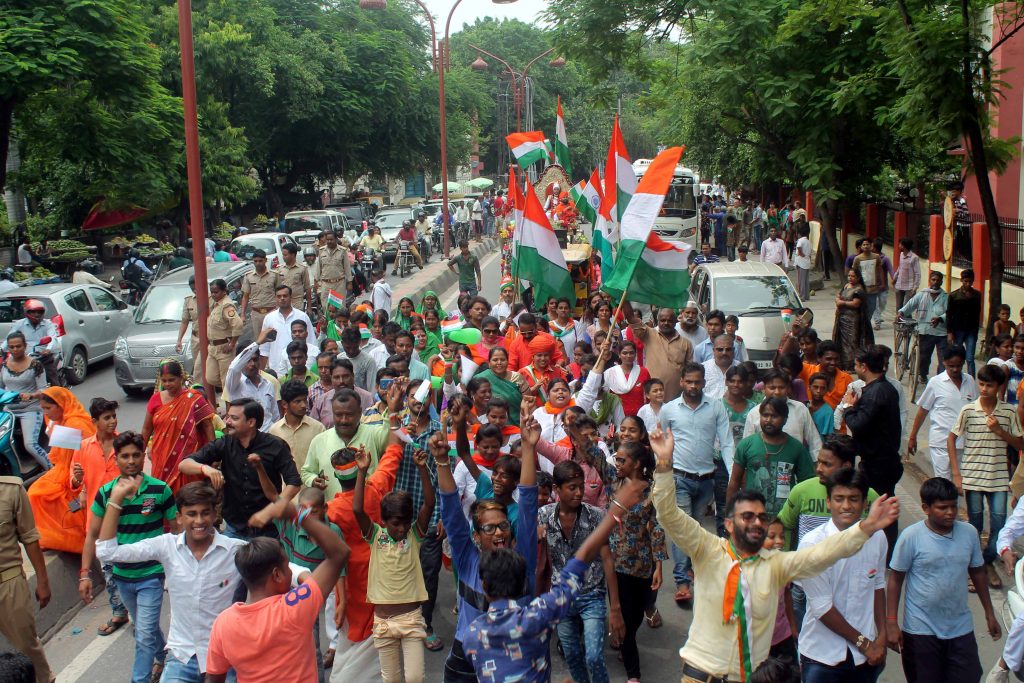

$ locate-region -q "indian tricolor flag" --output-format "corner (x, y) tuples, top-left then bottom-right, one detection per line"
(506, 131), (548, 172)
(509, 165), (526, 281)
(554, 97), (572, 177)
(326, 289), (345, 310)
(518, 180), (574, 306)
(570, 167), (602, 225)
(441, 318), (464, 334)
(602, 146), (691, 307)
(600, 116), (637, 238)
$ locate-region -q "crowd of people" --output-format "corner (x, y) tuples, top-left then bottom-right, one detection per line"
(3, 219), (1024, 683)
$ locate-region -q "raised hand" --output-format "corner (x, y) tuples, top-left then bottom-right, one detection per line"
(111, 474), (143, 503)
(520, 414), (541, 447)
(412, 448), (428, 467)
(354, 446), (371, 473)
(860, 494), (900, 535)
(247, 453), (265, 469)
(648, 425), (674, 464)
(428, 431), (449, 459)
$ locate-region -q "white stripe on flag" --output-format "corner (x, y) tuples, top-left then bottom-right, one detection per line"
(619, 193), (665, 241)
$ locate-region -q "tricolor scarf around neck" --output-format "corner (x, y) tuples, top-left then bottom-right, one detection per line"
(549, 319), (576, 339)
(723, 541), (760, 682)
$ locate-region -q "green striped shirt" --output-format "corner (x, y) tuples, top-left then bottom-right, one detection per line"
(274, 518), (346, 574)
(92, 474), (176, 581)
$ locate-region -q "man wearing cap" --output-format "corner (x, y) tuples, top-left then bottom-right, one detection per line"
(492, 278), (516, 321)
(316, 231), (352, 315)
(4, 299), (61, 386)
(676, 301), (709, 349)
(205, 278), (244, 393)
(275, 242), (313, 313)
(175, 276), (201, 373)
(239, 249), (281, 337)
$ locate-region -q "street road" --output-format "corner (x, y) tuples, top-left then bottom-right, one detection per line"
(44, 254), (1007, 682)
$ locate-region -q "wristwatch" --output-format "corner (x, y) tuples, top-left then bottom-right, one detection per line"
(855, 634), (869, 652)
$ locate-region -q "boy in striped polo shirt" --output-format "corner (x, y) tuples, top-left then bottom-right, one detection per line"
(949, 363), (1024, 588)
(91, 431), (177, 683)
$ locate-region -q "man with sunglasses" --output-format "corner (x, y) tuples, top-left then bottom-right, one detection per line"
(649, 424), (901, 683)
(703, 334), (741, 400)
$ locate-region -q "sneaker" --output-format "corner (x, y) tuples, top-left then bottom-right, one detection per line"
(986, 663), (1010, 683)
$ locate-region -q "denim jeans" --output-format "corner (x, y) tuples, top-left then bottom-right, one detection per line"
(966, 489), (1007, 565)
(114, 575), (166, 683)
(17, 410), (50, 470)
(160, 654), (236, 683)
(864, 292), (879, 324)
(954, 329), (979, 375)
(671, 473), (716, 587)
(555, 590), (609, 683)
(419, 526), (444, 631)
(801, 650), (881, 683)
(791, 583), (807, 635)
(753, 224), (764, 251)
(101, 562), (128, 619)
(871, 290), (888, 326)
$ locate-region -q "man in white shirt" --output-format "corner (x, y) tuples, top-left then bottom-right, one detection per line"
(744, 369), (822, 457)
(258, 286), (314, 372)
(797, 468), (887, 679)
(470, 197), (484, 240)
(907, 346), (977, 479)
(272, 320), (319, 376)
(794, 224), (812, 300)
(676, 301), (710, 349)
(226, 343), (281, 431)
(702, 334), (739, 400)
(369, 269), (392, 314)
(760, 226), (790, 268)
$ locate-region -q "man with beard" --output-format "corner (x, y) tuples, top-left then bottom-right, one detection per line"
(676, 301), (709, 349)
(649, 424), (900, 683)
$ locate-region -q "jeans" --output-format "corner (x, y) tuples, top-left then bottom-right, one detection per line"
(223, 521), (277, 602)
(901, 631), (982, 683)
(555, 591), (609, 683)
(894, 288), (912, 311)
(871, 290), (888, 326)
(114, 575), (166, 683)
(801, 650), (881, 683)
(966, 489), (1007, 565)
(713, 458), (729, 537)
(791, 583), (807, 635)
(459, 284), (478, 298)
(160, 654), (200, 683)
(864, 292), (879, 324)
(419, 526), (444, 631)
(17, 410), (50, 470)
(671, 473), (716, 586)
(753, 223), (764, 251)
(443, 639), (477, 683)
(954, 329), (979, 375)
(918, 334), (948, 380)
(101, 562), (128, 619)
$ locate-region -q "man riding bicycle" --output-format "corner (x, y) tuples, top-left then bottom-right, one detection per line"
(3, 299), (62, 386)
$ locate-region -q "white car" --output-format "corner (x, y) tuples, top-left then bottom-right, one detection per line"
(229, 232), (298, 269)
(688, 261), (804, 369)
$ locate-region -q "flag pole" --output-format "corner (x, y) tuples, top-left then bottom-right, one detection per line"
(594, 287), (631, 368)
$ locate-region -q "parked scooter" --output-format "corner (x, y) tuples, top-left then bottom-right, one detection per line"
(0, 391), (49, 484)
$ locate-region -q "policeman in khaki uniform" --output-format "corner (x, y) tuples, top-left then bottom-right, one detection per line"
(316, 230), (352, 315)
(239, 249), (281, 337)
(0, 473), (55, 683)
(275, 242), (313, 313)
(175, 275), (201, 373)
(205, 278), (244, 391)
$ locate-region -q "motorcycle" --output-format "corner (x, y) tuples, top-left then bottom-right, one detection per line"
(118, 271), (153, 306)
(0, 391), (49, 483)
(360, 247), (381, 276)
(396, 241), (414, 278)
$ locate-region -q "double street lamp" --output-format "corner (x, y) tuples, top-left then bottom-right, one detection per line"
(360, 0), (518, 257)
(469, 46), (564, 132)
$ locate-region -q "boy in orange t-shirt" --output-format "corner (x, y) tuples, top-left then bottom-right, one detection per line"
(799, 341), (852, 409)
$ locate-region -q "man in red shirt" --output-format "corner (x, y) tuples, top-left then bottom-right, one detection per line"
(393, 220), (423, 274)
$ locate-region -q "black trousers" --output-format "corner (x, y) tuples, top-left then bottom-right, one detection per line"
(860, 459), (903, 559)
(616, 572), (652, 679)
(902, 631), (982, 683)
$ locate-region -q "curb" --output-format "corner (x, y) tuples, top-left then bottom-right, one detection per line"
(388, 237), (501, 304)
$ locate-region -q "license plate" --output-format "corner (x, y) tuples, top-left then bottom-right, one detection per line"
(139, 358), (162, 368)
(754, 360), (774, 369)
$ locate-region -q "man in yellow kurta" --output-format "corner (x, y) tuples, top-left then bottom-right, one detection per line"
(648, 425), (900, 682)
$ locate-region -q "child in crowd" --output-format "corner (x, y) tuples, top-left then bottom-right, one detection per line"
(949, 363), (1024, 589)
(725, 315), (747, 361)
(995, 304), (1017, 338)
(74, 398), (127, 636)
(636, 378), (665, 434)
(807, 373), (835, 438)
(539, 460), (622, 683)
(990, 333), (1014, 368)
(353, 443), (434, 683)
(765, 519), (798, 660)
(536, 471), (554, 506)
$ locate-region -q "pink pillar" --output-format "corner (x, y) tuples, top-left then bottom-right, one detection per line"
(805, 191), (815, 221)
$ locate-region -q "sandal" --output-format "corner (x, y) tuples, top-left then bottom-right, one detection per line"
(645, 608), (663, 629)
(674, 585), (693, 607)
(988, 563), (1004, 589)
(425, 634), (444, 652)
(97, 617), (129, 636)
(968, 577), (977, 593)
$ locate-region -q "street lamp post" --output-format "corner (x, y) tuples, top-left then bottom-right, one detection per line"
(361, 0), (517, 257)
(469, 46), (563, 132)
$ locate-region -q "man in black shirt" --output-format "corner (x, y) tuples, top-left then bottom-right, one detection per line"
(179, 398), (301, 537)
(946, 268), (983, 375)
(842, 345), (903, 552)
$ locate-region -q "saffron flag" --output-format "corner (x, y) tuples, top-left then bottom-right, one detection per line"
(554, 97), (572, 177)
(602, 146), (692, 307)
(518, 180), (574, 307)
(506, 131), (549, 172)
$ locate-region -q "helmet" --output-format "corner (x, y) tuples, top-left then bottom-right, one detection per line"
(0, 268), (13, 281)
(23, 299), (45, 312)
(176, 247), (188, 258)
(128, 248), (141, 259)
(303, 247), (317, 258)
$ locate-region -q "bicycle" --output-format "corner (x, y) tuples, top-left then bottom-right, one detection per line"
(893, 316), (921, 401)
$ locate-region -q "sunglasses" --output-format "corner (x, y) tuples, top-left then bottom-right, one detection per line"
(482, 328), (500, 335)
(735, 512), (772, 524)
(475, 520), (511, 535)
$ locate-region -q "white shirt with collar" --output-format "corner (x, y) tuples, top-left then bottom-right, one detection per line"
(917, 370), (978, 452)
(796, 519), (887, 667)
(743, 397), (822, 457)
(761, 237), (790, 268)
(96, 532), (248, 673)
(702, 358), (739, 400)
(226, 343), (281, 431)
(258, 307), (315, 365)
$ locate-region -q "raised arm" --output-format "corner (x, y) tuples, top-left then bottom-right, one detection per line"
(247, 453), (279, 501)
(413, 448), (435, 538)
(285, 500), (351, 600)
(519, 413), (538, 487)
(649, 425), (715, 559)
(451, 398), (481, 482)
(352, 449), (373, 539)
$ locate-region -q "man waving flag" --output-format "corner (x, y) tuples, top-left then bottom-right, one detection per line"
(602, 146), (692, 307)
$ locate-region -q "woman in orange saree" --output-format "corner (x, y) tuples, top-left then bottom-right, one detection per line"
(141, 359), (215, 493)
(27, 387), (97, 553)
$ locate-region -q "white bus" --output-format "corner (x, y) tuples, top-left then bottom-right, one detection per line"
(632, 159), (700, 254)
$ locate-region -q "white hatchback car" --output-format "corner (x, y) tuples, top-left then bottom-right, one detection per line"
(229, 232), (298, 269)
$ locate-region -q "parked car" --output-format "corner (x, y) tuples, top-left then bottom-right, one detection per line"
(228, 232), (298, 269)
(687, 261), (804, 370)
(0, 284), (134, 384)
(283, 210), (351, 235)
(113, 261), (255, 396)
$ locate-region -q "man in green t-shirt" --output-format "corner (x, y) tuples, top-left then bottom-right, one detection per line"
(727, 396), (814, 517)
(90, 431), (177, 683)
(447, 239), (481, 296)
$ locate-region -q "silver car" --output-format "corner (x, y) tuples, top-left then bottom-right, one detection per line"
(113, 261), (254, 396)
(0, 284), (134, 384)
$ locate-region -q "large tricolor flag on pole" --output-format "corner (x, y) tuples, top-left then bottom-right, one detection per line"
(570, 167), (602, 224)
(506, 131), (548, 172)
(517, 180), (574, 306)
(554, 96), (572, 177)
(602, 146), (692, 307)
(599, 116), (637, 240)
